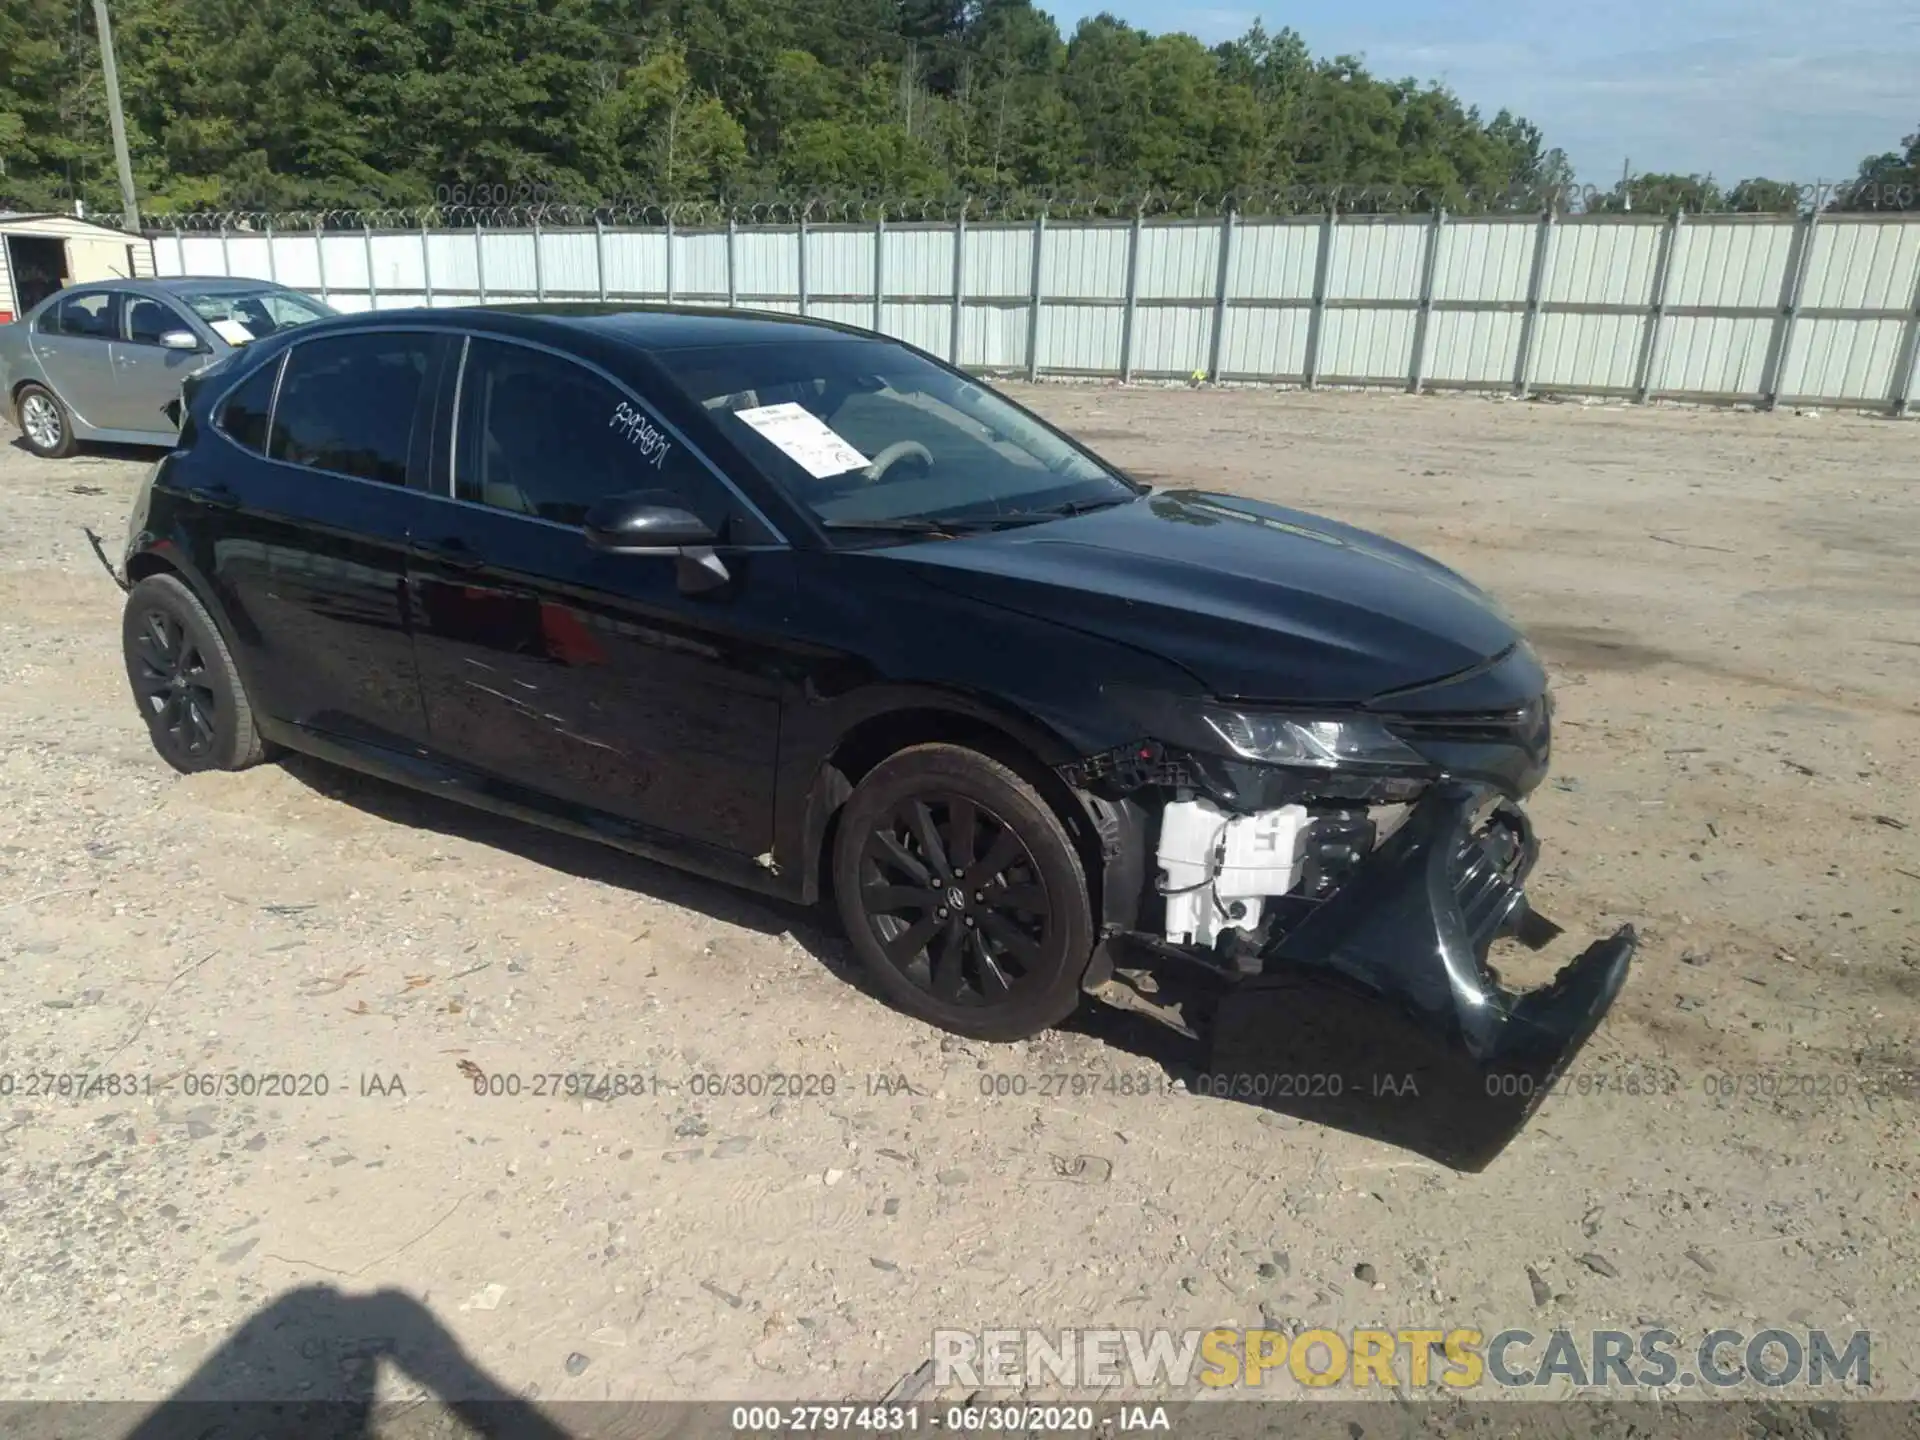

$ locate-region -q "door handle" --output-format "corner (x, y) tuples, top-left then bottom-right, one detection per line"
(416, 539), (485, 574)
(187, 485), (237, 511)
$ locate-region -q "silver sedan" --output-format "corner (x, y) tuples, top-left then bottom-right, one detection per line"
(0, 276), (335, 458)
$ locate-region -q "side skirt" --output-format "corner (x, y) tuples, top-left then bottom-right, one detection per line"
(255, 714), (802, 905)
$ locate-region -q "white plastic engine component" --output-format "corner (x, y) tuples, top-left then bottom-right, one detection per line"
(1156, 799), (1313, 949)
(1216, 803), (1312, 898)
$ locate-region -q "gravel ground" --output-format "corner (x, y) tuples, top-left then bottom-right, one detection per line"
(0, 385), (1916, 1413)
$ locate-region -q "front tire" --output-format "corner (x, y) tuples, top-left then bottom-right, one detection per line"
(121, 574), (266, 774)
(16, 383), (77, 459)
(831, 743), (1093, 1041)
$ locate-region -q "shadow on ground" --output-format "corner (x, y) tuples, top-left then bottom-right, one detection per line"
(3, 1286), (573, 1438)
(2, 1283), (1892, 1438)
(274, 751), (1510, 1172)
(274, 749), (850, 965)
(6, 434), (173, 464)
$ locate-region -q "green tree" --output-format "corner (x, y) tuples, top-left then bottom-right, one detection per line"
(1830, 123), (1918, 211)
(1061, 19), (1263, 194)
(589, 37), (746, 199)
(0, 0), (120, 212)
(0, 0), (1588, 220)
(1727, 177), (1804, 213)
(1594, 172), (1727, 214)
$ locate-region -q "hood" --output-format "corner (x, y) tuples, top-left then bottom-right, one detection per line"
(888, 490), (1525, 704)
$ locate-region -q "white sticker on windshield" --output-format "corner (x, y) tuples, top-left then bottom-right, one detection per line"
(209, 319), (255, 346)
(732, 402), (869, 479)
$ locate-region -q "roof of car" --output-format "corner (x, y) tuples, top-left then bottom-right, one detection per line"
(307, 303), (875, 356)
(40, 276), (303, 300)
(139, 276), (305, 295)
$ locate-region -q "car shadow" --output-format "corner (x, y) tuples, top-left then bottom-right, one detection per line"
(271, 753), (1205, 1083)
(5, 432), (175, 462)
(94, 1284), (579, 1439)
(271, 752), (1480, 1168)
(1060, 988), (1503, 1171)
(271, 749), (864, 983)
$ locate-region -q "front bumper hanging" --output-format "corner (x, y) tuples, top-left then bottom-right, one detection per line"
(1206, 782), (1635, 1171)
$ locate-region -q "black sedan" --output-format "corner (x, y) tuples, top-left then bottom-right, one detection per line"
(103, 304), (1635, 1169)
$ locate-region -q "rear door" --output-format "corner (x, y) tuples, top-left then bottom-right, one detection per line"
(28, 290), (122, 428)
(407, 334), (794, 858)
(193, 329), (451, 751)
(106, 292), (211, 437)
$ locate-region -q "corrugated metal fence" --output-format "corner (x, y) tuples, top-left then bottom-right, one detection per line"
(151, 212), (1920, 414)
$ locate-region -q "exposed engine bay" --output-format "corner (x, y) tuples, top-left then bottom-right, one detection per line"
(1153, 795), (1408, 955)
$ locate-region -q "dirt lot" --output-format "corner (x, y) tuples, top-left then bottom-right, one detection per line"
(1, 384), (1916, 1413)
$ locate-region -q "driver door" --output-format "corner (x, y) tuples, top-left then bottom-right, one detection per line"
(105, 292), (211, 436)
(407, 335), (796, 860)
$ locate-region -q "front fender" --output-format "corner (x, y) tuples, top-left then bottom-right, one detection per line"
(775, 682), (1095, 906)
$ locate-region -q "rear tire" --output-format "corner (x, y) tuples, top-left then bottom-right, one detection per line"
(121, 574), (266, 774)
(15, 383), (76, 459)
(831, 743), (1093, 1041)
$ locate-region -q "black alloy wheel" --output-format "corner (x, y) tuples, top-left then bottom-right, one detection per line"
(130, 607), (218, 760)
(120, 573), (266, 774)
(832, 743), (1093, 1040)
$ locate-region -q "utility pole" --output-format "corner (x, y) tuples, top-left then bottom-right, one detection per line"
(90, 0), (141, 233)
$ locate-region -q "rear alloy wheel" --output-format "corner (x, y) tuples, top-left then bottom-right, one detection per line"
(832, 743), (1093, 1041)
(121, 573), (266, 774)
(16, 383), (76, 459)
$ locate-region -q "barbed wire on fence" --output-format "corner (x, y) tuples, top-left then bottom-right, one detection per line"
(139, 177), (1918, 233)
(149, 189), (1570, 233)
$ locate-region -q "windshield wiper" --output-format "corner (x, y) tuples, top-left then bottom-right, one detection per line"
(821, 513), (1054, 536)
(820, 517), (953, 534)
(822, 498), (1133, 537)
(1043, 496), (1133, 517)
(885, 500), (1127, 531)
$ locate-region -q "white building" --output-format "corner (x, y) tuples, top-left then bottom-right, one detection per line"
(0, 212), (158, 323)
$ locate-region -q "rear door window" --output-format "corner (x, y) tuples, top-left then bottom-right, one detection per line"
(268, 333), (438, 485)
(51, 292), (121, 341)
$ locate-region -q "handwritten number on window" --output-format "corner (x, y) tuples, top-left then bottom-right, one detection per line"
(609, 402), (671, 470)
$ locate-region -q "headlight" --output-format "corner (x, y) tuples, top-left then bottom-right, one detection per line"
(1104, 687), (1435, 775)
(1197, 708), (1427, 770)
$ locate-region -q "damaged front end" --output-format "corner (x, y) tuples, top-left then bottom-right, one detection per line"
(1060, 692), (1636, 1172)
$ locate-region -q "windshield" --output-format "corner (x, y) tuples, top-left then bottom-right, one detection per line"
(661, 339), (1137, 533)
(177, 288), (335, 344)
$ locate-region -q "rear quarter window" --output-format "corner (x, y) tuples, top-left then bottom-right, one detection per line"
(215, 355), (282, 454)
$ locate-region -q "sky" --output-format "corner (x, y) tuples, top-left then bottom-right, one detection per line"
(1042, 0), (1920, 186)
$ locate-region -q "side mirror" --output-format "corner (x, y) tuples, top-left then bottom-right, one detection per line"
(584, 491), (731, 595)
(160, 330), (201, 351)
(584, 492), (716, 552)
